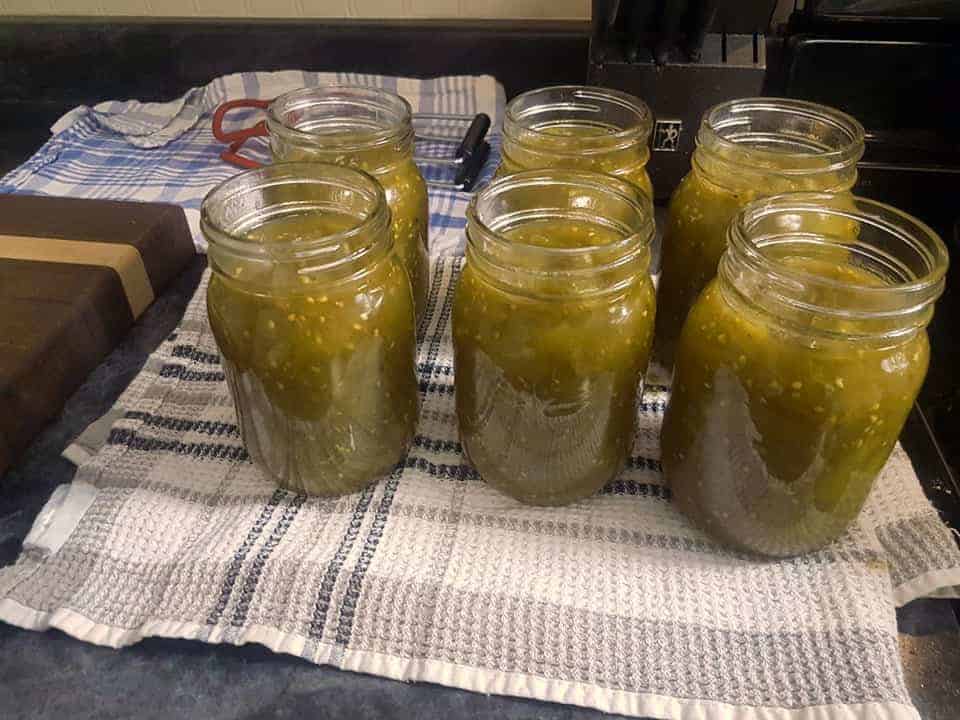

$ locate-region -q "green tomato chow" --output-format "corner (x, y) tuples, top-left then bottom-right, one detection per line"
(207, 211), (419, 496)
(277, 146), (429, 326)
(453, 218), (656, 505)
(499, 123), (654, 199)
(661, 258), (928, 556)
(653, 162), (855, 374)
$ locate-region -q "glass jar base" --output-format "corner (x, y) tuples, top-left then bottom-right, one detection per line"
(678, 503), (853, 559)
(463, 436), (621, 507)
(227, 362), (410, 497)
(483, 478), (609, 507)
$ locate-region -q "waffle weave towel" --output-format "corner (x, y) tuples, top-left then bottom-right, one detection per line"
(2, 256), (959, 719)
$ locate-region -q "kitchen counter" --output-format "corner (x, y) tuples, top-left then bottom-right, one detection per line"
(0, 18), (958, 710)
(0, 254), (958, 720)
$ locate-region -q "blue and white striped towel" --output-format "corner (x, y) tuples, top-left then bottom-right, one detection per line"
(0, 70), (505, 256)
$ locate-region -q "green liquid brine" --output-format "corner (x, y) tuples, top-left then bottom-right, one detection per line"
(662, 193), (948, 556)
(203, 164), (418, 496)
(652, 98), (865, 376)
(499, 85), (654, 199)
(453, 170), (656, 505)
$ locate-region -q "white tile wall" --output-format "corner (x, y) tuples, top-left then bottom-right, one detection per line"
(0, 0), (590, 19)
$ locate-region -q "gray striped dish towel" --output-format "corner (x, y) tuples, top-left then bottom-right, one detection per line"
(2, 257), (959, 720)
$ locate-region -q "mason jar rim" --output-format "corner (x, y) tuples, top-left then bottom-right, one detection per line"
(698, 98), (865, 176)
(724, 192), (948, 332)
(201, 161), (390, 264)
(265, 85), (414, 153)
(504, 85), (653, 147)
(467, 168), (654, 259)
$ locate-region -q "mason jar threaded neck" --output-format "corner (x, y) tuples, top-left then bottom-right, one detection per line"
(503, 85), (653, 158)
(266, 85), (415, 170)
(719, 192), (948, 342)
(201, 162), (392, 286)
(693, 98), (865, 191)
(465, 169), (654, 299)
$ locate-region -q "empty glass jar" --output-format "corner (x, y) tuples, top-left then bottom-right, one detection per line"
(499, 85), (654, 198)
(453, 170), (657, 505)
(653, 98), (865, 374)
(661, 193), (948, 556)
(203, 163), (419, 496)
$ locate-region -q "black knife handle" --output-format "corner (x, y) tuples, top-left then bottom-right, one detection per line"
(455, 140), (491, 191)
(684, 0), (720, 62)
(655, 0), (690, 65)
(456, 113), (491, 161)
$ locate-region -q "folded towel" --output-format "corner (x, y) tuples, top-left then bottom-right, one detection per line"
(1, 70), (503, 255)
(2, 256), (958, 720)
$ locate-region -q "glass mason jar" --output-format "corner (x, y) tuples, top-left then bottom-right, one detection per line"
(661, 193), (948, 556)
(652, 98), (866, 375)
(499, 85), (654, 198)
(202, 163), (419, 496)
(263, 86), (429, 325)
(453, 170), (657, 505)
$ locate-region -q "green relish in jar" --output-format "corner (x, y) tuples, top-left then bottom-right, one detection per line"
(499, 86), (654, 199)
(203, 163), (418, 496)
(265, 86), (430, 325)
(652, 98), (865, 376)
(661, 193), (948, 556)
(453, 170), (656, 505)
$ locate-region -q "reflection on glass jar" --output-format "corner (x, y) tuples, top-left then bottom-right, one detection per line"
(662, 193), (948, 556)
(202, 163), (418, 496)
(498, 85), (654, 199)
(653, 98), (866, 376)
(264, 86), (430, 325)
(453, 170), (657, 505)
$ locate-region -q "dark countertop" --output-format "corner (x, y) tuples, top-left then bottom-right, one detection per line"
(1, 253), (959, 719)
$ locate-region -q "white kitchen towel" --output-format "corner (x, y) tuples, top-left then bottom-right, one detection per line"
(0, 70), (503, 255)
(2, 257), (959, 720)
